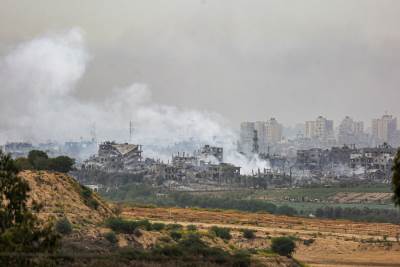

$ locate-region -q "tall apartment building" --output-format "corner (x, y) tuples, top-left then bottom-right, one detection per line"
(338, 116), (365, 145)
(305, 116), (334, 140)
(372, 114), (397, 145)
(265, 118), (283, 144)
(239, 122), (258, 155)
(254, 121), (267, 153)
(239, 118), (282, 155)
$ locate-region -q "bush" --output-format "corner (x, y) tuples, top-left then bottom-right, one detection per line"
(104, 231), (118, 244)
(80, 185), (100, 210)
(186, 224), (197, 231)
(170, 231), (182, 241)
(242, 229), (255, 239)
(276, 205), (298, 216)
(105, 217), (137, 234)
(56, 217), (72, 235)
(166, 223), (183, 231)
(105, 218), (153, 234)
(49, 156), (75, 173)
(271, 236), (296, 257)
(152, 222), (166, 231)
(210, 226), (231, 240)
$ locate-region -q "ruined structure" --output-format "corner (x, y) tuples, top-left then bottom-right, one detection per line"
(83, 141), (143, 172)
(194, 145), (223, 163)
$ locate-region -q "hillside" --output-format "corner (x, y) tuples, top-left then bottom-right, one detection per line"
(20, 170), (114, 225)
(123, 206), (400, 267)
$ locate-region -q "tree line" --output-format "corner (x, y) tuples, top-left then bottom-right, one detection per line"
(315, 206), (400, 224)
(14, 150), (74, 173)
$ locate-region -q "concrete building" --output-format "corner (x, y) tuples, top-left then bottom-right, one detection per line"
(372, 114), (397, 146)
(239, 122), (258, 155)
(254, 121), (267, 153)
(337, 116), (365, 146)
(265, 118), (283, 144)
(194, 145), (223, 163)
(83, 141), (143, 172)
(305, 116), (334, 140)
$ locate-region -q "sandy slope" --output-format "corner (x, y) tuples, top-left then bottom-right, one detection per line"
(123, 206), (400, 267)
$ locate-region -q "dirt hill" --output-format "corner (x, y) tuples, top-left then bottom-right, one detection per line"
(20, 170), (114, 226)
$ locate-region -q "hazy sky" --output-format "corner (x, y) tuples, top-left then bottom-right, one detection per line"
(1, 0), (399, 128)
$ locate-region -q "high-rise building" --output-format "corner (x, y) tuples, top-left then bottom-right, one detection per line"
(265, 118), (283, 144)
(372, 114), (397, 145)
(254, 121), (267, 153)
(239, 122), (258, 155)
(305, 116), (334, 140)
(338, 116), (365, 145)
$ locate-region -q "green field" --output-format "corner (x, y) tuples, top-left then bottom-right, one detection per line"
(251, 184), (391, 202)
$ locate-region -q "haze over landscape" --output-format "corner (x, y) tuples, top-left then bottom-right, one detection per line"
(1, 0), (400, 130)
(2, 1), (400, 267)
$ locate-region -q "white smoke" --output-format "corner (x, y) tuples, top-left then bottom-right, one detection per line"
(0, 28), (268, 175)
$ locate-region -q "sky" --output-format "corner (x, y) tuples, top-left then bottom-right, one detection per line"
(1, 0), (400, 129)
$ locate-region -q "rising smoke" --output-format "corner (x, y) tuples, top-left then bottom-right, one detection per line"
(0, 28), (269, 174)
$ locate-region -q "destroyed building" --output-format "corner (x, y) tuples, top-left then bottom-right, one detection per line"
(350, 143), (396, 178)
(4, 142), (34, 158)
(194, 145), (223, 163)
(83, 141), (143, 172)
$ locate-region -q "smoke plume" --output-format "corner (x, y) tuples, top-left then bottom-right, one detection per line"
(0, 29), (268, 174)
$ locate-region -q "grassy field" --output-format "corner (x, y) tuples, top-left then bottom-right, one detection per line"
(251, 184), (391, 201)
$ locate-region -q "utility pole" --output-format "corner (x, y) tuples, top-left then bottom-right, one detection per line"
(129, 121), (133, 143)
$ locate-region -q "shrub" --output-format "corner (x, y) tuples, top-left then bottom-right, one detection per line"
(80, 185), (100, 210)
(105, 218), (154, 234)
(210, 226), (231, 240)
(303, 238), (315, 246)
(49, 156), (75, 173)
(276, 205), (298, 216)
(186, 224), (197, 231)
(152, 222), (166, 231)
(242, 229), (255, 239)
(170, 231), (182, 241)
(105, 217), (137, 234)
(56, 217), (72, 235)
(166, 223), (183, 231)
(137, 219), (152, 231)
(104, 231), (118, 244)
(134, 228), (143, 237)
(271, 236), (296, 257)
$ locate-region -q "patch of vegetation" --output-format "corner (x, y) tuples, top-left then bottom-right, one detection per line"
(209, 226), (231, 240)
(105, 217), (154, 234)
(186, 224), (197, 231)
(15, 150), (75, 173)
(170, 231), (182, 241)
(315, 206), (400, 224)
(166, 223), (183, 231)
(79, 185), (100, 210)
(242, 229), (255, 239)
(55, 217), (72, 235)
(116, 233), (251, 266)
(392, 149), (400, 206)
(152, 222), (165, 231)
(271, 236), (296, 257)
(104, 231), (118, 244)
(0, 150), (60, 266)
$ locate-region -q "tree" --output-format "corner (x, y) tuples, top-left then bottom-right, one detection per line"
(393, 149), (400, 206)
(0, 150), (59, 265)
(55, 217), (72, 235)
(27, 150), (49, 170)
(49, 156), (75, 173)
(271, 236), (296, 257)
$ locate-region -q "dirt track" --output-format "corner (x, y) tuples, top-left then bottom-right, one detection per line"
(123, 206), (400, 267)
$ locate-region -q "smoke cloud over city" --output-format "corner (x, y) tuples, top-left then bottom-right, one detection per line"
(0, 29), (269, 174)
